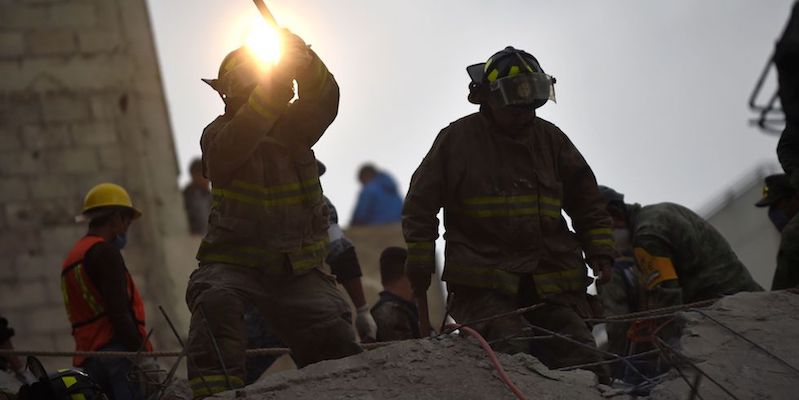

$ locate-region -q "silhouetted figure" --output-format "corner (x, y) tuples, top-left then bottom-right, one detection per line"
(182, 158), (212, 235)
(350, 163), (403, 226)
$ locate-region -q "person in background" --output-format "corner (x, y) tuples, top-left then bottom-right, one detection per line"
(371, 247), (421, 341)
(182, 158), (212, 235)
(755, 174), (799, 290)
(0, 316), (26, 384)
(61, 183), (151, 400)
(350, 163), (403, 226)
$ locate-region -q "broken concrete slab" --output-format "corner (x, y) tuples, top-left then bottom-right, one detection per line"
(648, 291), (799, 399)
(208, 336), (604, 399)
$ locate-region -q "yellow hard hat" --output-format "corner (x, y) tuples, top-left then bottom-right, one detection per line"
(81, 183), (142, 219)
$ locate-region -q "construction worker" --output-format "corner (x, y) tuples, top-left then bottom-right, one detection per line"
(403, 46), (615, 382)
(61, 183), (151, 400)
(187, 31), (361, 397)
(755, 174), (799, 289)
(371, 247), (422, 341)
(598, 186), (763, 311)
(242, 160), (376, 384)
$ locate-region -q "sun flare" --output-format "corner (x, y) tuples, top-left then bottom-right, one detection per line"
(244, 16), (281, 67)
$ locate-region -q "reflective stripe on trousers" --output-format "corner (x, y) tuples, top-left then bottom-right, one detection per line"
(189, 375), (245, 398)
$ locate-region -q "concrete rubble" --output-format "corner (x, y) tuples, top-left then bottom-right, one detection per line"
(647, 291), (799, 400)
(6, 291), (798, 399)
(205, 291), (799, 400)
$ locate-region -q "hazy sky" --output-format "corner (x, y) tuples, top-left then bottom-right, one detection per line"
(147, 0), (793, 226)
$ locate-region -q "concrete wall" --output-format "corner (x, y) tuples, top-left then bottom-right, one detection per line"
(0, 0), (193, 371)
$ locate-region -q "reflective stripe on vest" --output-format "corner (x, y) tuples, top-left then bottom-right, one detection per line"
(197, 237), (328, 272)
(211, 177), (322, 209)
(406, 241), (435, 265)
(454, 195), (561, 218)
(61, 236), (151, 366)
(586, 228), (615, 249)
(189, 375), (245, 397)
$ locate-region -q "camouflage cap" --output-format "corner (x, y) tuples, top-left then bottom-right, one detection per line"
(755, 174), (796, 207)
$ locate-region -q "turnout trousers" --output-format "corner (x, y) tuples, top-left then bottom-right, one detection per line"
(185, 262), (362, 398)
(448, 284), (610, 383)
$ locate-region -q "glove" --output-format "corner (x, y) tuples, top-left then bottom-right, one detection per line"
(588, 257), (613, 285)
(276, 29), (312, 78)
(355, 305), (377, 342)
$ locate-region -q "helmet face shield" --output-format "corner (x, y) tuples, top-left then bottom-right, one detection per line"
(488, 72), (555, 107)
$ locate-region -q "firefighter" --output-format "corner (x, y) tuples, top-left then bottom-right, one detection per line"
(61, 183), (151, 400)
(755, 173), (799, 289)
(186, 31), (361, 398)
(598, 186), (763, 311)
(403, 46), (615, 382)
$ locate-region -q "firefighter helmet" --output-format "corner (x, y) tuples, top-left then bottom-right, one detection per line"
(202, 47), (261, 98)
(466, 46), (555, 108)
(16, 356), (108, 400)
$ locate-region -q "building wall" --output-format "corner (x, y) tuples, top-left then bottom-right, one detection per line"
(0, 0), (192, 371)
(704, 176), (780, 289)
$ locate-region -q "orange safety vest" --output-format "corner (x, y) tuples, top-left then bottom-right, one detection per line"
(60, 235), (151, 366)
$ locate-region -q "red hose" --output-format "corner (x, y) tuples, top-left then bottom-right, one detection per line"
(447, 324), (528, 400)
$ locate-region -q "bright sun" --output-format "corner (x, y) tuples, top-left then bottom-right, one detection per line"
(244, 16), (281, 66)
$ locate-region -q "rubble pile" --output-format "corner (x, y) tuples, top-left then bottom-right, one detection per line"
(229, 336), (603, 400)
(649, 291), (799, 399)
(6, 291), (798, 399)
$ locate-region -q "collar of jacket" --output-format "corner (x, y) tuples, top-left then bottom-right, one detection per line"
(478, 106), (538, 139)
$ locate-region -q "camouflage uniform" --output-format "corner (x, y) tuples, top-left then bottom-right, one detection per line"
(626, 203), (763, 310)
(403, 111), (615, 380)
(773, 213), (799, 290)
(370, 291), (421, 341)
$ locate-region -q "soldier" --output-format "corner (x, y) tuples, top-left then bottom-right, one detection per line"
(598, 186), (763, 311)
(371, 247), (422, 341)
(755, 174), (799, 289)
(403, 46), (615, 382)
(186, 31), (361, 398)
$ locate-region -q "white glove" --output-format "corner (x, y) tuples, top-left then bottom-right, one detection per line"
(355, 304), (377, 342)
